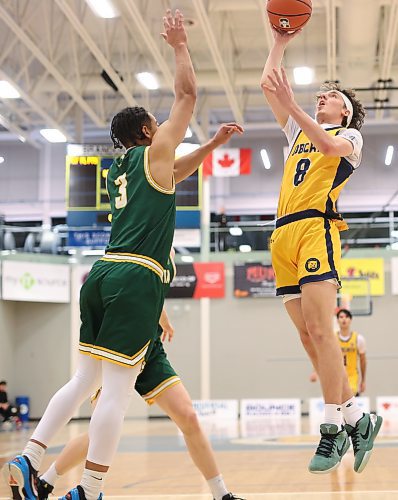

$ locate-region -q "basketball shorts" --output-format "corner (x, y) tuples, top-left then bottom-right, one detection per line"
(270, 210), (342, 298)
(91, 330), (180, 407)
(136, 331), (181, 405)
(79, 259), (164, 368)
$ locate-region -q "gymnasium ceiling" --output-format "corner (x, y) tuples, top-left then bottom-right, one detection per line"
(1, 0), (398, 148)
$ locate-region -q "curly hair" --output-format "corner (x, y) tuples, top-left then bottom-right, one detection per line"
(110, 106), (152, 149)
(318, 82), (366, 131)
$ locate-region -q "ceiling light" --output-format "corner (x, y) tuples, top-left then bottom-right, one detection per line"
(0, 156), (5, 164)
(185, 127), (193, 139)
(0, 81), (20, 99)
(86, 0), (119, 19)
(181, 255), (194, 263)
(229, 227), (243, 236)
(40, 128), (67, 143)
(260, 149), (271, 169)
(293, 67), (314, 86)
(385, 145), (394, 166)
(175, 143), (200, 156)
(239, 244), (252, 253)
(136, 72), (159, 90)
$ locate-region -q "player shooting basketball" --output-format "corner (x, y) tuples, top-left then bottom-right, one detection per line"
(260, 23), (382, 474)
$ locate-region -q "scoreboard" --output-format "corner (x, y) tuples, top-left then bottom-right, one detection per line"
(66, 145), (202, 228)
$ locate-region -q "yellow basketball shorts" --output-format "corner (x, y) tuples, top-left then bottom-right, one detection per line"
(270, 210), (342, 296)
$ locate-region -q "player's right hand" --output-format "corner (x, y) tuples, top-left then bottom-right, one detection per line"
(161, 322), (175, 343)
(161, 9), (187, 48)
(309, 372), (318, 383)
(270, 24), (302, 46)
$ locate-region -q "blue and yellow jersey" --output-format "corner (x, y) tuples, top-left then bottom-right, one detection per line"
(278, 118), (363, 229)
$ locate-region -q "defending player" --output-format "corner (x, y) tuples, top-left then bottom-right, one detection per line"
(311, 309), (367, 397)
(4, 10), (199, 500)
(37, 248), (244, 500)
(260, 25), (382, 474)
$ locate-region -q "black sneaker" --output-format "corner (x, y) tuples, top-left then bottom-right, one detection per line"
(216, 495), (246, 500)
(37, 477), (54, 499)
(58, 485), (103, 499)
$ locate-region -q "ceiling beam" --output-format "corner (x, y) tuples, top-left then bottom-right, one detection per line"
(192, 0), (244, 124)
(0, 3), (105, 128)
(0, 69), (71, 141)
(255, 0), (273, 51)
(0, 112), (39, 149)
(120, 1), (206, 142)
(55, 0), (139, 110)
(325, 0), (337, 82)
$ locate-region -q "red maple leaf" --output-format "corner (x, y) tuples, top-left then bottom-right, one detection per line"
(218, 154), (235, 168)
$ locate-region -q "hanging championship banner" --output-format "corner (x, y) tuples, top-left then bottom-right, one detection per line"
(234, 263), (276, 297)
(340, 258), (385, 296)
(168, 262), (225, 299)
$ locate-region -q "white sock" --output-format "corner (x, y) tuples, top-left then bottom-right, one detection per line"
(207, 474), (228, 500)
(324, 404), (343, 427)
(23, 440), (45, 471)
(40, 462), (60, 487)
(80, 468), (105, 500)
(342, 397), (364, 427)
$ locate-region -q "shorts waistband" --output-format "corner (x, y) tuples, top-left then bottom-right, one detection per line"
(275, 209), (341, 229)
(101, 252), (164, 279)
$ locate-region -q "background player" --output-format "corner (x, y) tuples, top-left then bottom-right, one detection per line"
(260, 25), (382, 474)
(311, 309), (367, 397)
(4, 9), (199, 500)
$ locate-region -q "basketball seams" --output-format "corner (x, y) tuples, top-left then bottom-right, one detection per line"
(267, 11), (311, 18)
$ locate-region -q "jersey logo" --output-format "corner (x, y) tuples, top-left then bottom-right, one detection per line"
(305, 258), (320, 273)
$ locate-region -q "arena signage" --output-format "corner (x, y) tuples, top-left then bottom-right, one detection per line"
(168, 262), (225, 299)
(2, 261), (70, 303)
(234, 263), (276, 297)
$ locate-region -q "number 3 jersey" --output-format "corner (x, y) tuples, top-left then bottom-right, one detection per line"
(278, 117), (363, 228)
(106, 145), (176, 270)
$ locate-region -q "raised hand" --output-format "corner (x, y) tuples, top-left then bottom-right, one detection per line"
(161, 9), (187, 48)
(270, 24), (302, 47)
(262, 67), (295, 111)
(211, 123), (244, 147)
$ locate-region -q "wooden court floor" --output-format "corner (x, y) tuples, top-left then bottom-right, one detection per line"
(1, 418), (398, 499)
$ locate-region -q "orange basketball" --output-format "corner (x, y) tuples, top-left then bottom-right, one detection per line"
(267, 0), (312, 32)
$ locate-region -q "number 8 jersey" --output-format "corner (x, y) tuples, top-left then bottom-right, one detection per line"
(277, 117), (363, 225)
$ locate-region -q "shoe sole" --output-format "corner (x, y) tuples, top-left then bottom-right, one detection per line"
(355, 415), (383, 473)
(309, 460), (341, 475)
(2, 462), (24, 500)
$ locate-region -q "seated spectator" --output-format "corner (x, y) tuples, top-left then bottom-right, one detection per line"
(0, 380), (19, 422)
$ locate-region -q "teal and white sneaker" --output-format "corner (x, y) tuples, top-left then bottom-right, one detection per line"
(2, 455), (38, 500)
(308, 424), (350, 474)
(345, 413), (383, 473)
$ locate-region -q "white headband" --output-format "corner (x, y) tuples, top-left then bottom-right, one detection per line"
(336, 91), (353, 127)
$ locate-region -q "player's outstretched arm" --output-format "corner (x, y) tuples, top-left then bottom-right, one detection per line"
(265, 68), (354, 157)
(174, 123), (244, 183)
(260, 26), (301, 128)
(150, 9), (197, 190)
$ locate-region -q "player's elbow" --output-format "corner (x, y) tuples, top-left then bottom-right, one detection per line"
(318, 140), (336, 157)
(176, 86), (197, 102)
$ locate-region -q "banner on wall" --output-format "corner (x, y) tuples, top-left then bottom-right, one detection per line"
(168, 263), (225, 299)
(240, 399), (301, 419)
(192, 400), (238, 420)
(391, 257), (398, 295)
(2, 261), (70, 303)
(340, 258), (385, 296)
(234, 263), (276, 297)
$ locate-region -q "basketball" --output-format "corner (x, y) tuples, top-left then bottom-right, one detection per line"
(267, 0), (312, 32)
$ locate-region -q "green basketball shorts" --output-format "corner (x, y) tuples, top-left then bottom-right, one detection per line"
(79, 259), (164, 368)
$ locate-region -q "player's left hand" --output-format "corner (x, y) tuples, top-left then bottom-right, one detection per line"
(360, 381), (366, 393)
(161, 322), (175, 343)
(263, 67), (296, 110)
(211, 123), (244, 147)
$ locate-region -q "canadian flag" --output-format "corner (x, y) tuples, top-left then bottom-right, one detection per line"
(203, 148), (251, 177)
